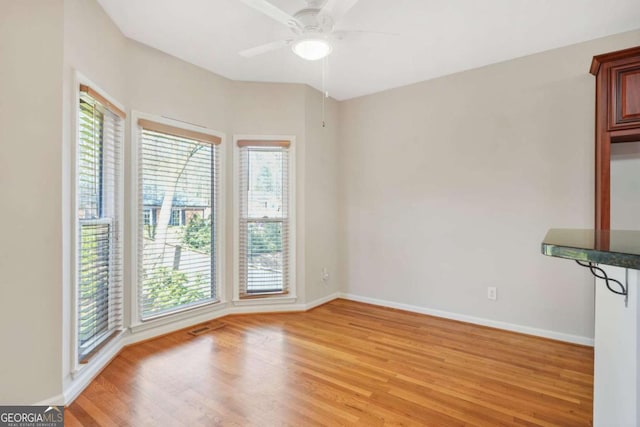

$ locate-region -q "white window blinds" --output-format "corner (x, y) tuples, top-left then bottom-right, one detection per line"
(138, 119), (220, 319)
(238, 140), (290, 297)
(77, 85), (124, 363)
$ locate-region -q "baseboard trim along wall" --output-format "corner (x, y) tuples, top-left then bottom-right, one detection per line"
(339, 293), (595, 347)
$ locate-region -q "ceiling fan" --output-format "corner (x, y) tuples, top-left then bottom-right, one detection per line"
(238, 0), (362, 61)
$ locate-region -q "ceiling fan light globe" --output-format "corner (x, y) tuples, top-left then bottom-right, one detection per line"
(292, 38), (332, 60)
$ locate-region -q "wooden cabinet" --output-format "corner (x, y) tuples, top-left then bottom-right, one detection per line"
(609, 61), (640, 130)
(590, 46), (640, 230)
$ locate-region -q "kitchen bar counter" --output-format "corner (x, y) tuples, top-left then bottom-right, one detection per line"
(541, 228), (640, 427)
(542, 228), (640, 269)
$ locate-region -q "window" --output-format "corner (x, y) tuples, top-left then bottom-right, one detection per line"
(143, 209), (153, 226)
(237, 139), (292, 298)
(169, 209), (182, 226)
(76, 84), (125, 362)
(137, 119), (221, 319)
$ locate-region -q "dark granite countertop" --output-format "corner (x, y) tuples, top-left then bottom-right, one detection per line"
(542, 229), (640, 270)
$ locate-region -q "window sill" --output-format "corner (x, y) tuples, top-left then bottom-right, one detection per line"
(79, 329), (122, 365)
(130, 300), (229, 335)
(72, 329), (127, 379)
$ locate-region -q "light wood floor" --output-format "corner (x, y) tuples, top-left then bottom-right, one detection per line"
(66, 299), (593, 426)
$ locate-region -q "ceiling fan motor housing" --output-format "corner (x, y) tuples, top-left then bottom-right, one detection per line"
(293, 8), (334, 34)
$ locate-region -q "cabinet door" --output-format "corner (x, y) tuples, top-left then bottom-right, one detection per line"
(609, 62), (640, 130)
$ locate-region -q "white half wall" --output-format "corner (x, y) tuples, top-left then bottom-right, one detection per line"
(593, 266), (639, 426)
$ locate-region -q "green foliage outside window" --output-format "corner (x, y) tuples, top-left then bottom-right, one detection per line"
(248, 222), (282, 254)
(143, 267), (205, 314)
(183, 214), (211, 254)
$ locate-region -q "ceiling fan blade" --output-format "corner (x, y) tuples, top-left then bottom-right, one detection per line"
(321, 0), (360, 24)
(239, 39), (291, 58)
(238, 0), (301, 29)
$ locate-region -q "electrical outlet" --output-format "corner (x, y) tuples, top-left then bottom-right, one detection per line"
(487, 286), (497, 301)
(321, 267), (330, 284)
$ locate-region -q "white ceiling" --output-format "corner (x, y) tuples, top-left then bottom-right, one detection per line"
(97, 0), (640, 100)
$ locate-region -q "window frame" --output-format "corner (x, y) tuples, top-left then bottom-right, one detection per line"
(70, 74), (126, 370)
(169, 209), (182, 226)
(143, 208), (153, 226)
(233, 135), (296, 303)
(130, 112), (226, 326)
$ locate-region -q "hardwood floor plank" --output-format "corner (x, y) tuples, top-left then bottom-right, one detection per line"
(67, 299), (593, 426)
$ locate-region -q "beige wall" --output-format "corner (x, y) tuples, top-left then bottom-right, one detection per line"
(304, 87), (341, 302)
(127, 41), (231, 130)
(611, 141), (640, 229)
(0, 0), (65, 404)
(64, 0), (127, 103)
(338, 29), (640, 340)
